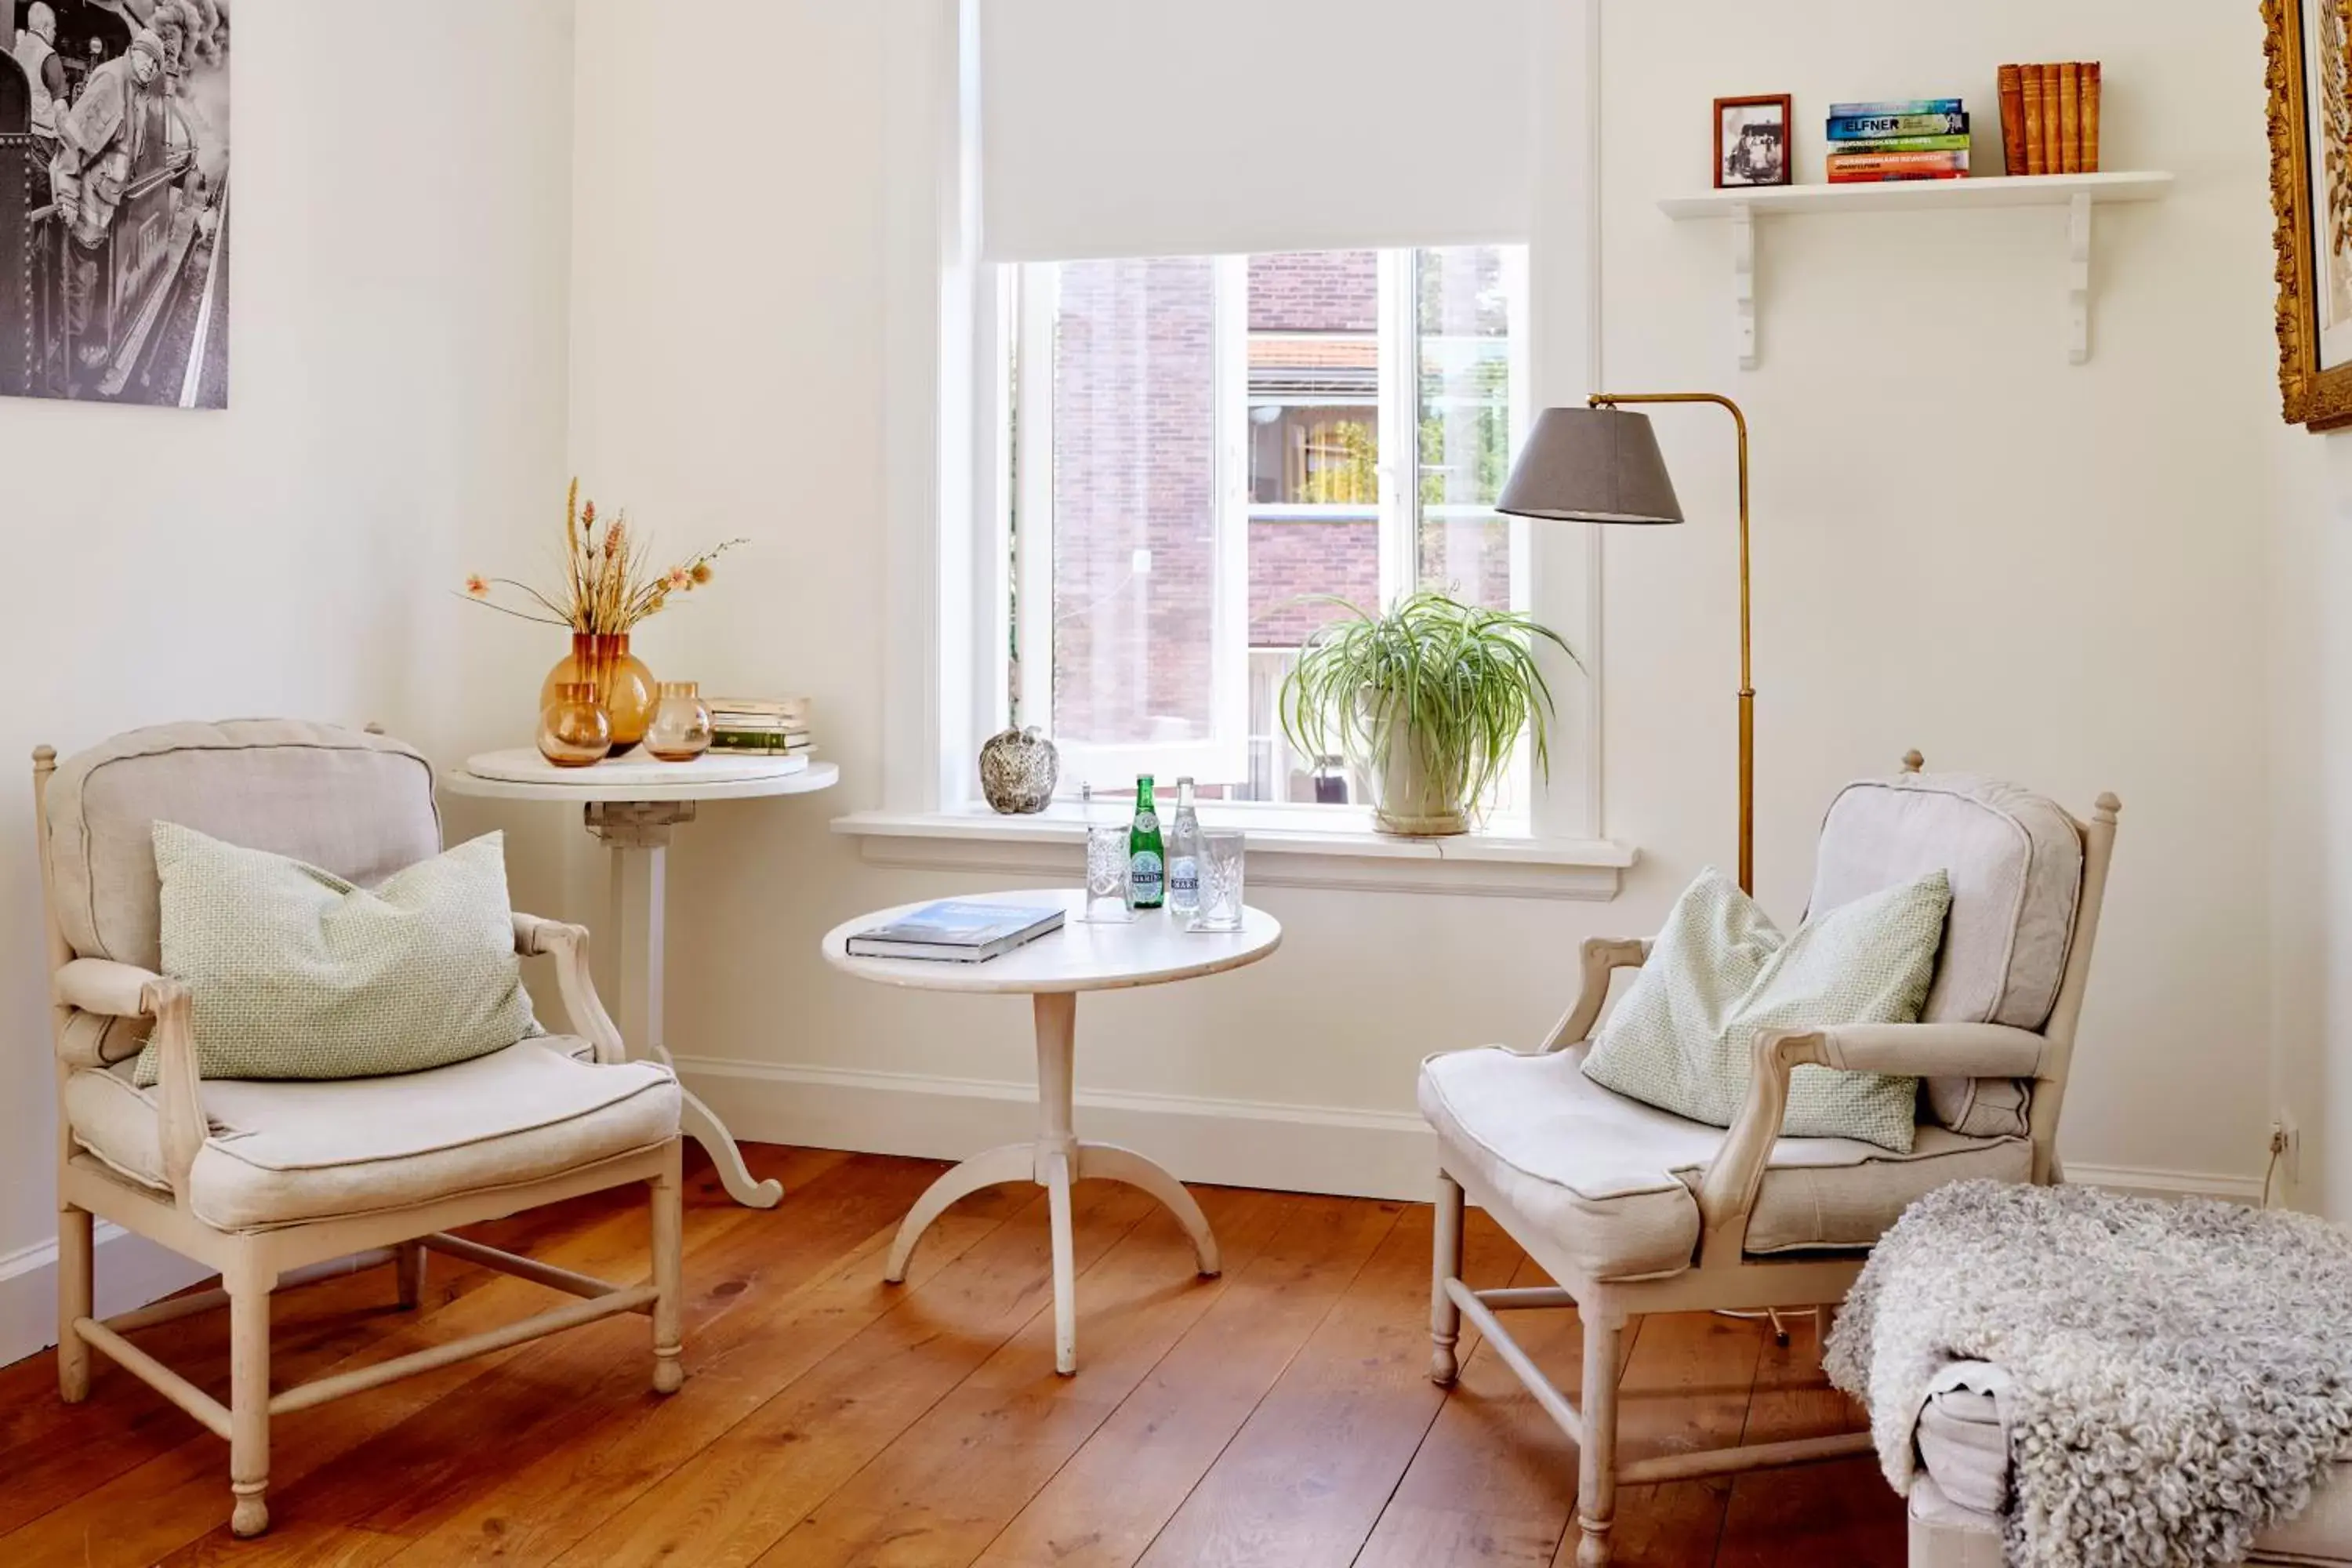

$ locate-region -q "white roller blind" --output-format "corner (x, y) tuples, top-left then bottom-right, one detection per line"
(980, 0), (1535, 263)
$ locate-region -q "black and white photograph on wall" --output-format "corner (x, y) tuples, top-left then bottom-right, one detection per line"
(0, 0), (229, 408)
(1714, 93), (1791, 189)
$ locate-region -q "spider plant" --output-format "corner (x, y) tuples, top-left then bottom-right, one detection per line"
(1279, 590), (1581, 836)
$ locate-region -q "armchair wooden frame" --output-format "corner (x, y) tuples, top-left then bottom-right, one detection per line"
(33, 746), (687, 1541)
(1429, 786), (2121, 1567)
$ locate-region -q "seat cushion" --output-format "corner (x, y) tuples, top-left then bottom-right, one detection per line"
(65, 1037), (677, 1232)
(132, 822), (537, 1086)
(1581, 866), (1949, 1152)
(44, 720), (442, 976)
(1809, 773), (2084, 1138)
(1419, 1044), (2029, 1282)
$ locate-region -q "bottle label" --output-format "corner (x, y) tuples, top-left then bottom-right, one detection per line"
(1134, 810), (1158, 833)
(1131, 850), (1164, 902)
(1169, 857), (1198, 898)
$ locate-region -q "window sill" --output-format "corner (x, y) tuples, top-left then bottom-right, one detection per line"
(831, 804), (1635, 900)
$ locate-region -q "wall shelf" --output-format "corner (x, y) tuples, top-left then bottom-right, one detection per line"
(1657, 171), (2174, 369)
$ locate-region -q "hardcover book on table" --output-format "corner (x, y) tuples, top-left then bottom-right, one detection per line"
(845, 899), (1067, 962)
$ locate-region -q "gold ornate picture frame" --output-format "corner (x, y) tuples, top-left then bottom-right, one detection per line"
(2269, 0), (2352, 429)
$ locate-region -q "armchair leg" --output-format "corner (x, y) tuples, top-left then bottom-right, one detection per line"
(1576, 1307), (1625, 1567)
(57, 1203), (92, 1403)
(227, 1261), (273, 1538)
(1431, 1169), (1465, 1386)
(649, 1142), (684, 1395)
(394, 1242), (426, 1310)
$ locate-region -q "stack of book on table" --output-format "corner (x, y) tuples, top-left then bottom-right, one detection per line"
(706, 696), (812, 757)
(844, 898), (1065, 963)
(1826, 98), (1969, 183)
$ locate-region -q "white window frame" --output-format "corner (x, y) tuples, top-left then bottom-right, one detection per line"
(1011, 247), (1533, 804)
(860, 0), (1624, 896)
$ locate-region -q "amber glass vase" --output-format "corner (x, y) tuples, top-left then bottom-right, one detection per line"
(541, 632), (655, 754)
(537, 682), (612, 768)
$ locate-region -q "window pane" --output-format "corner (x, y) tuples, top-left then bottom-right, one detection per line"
(1049, 257), (1219, 748)
(1243, 251), (1381, 802)
(1416, 245), (1514, 612)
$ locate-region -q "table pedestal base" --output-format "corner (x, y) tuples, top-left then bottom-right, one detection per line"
(590, 801), (782, 1210)
(883, 992), (1219, 1375)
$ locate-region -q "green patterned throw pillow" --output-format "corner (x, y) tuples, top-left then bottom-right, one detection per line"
(132, 822), (538, 1086)
(1580, 866), (1950, 1153)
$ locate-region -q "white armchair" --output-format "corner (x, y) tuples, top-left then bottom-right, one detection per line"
(1417, 760), (2121, 1566)
(34, 720), (686, 1540)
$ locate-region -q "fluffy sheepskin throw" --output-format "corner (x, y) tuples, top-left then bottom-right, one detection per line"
(1824, 1180), (2352, 1568)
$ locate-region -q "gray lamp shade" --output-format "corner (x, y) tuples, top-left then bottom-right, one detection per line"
(1495, 407), (1685, 524)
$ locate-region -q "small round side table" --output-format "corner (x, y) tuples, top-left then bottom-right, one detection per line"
(445, 750), (841, 1210)
(823, 887), (1281, 1374)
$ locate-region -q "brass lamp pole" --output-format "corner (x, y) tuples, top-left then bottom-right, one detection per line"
(1495, 391), (1756, 892)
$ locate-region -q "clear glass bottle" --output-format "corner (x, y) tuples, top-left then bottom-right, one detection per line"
(1167, 776), (1202, 914)
(1128, 774), (1165, 909)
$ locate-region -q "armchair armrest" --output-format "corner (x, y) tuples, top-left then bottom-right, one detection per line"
(1691, 1021), (2054, 1268)
(54, 956), (170, 1017)
(53, 960), (205, 1200)
(1538, 937), (1651, 1053)
(511, 912), (627, 1065)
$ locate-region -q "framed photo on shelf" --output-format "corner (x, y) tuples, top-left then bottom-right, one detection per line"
(1715, 94), (1793, 189)
(2267, 0), (2352, 428)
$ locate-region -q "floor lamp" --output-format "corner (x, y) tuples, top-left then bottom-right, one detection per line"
(1496, 393), (1786, 1342)
(1495, 393), (1755, 893)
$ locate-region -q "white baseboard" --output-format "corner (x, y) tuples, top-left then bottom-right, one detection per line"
(674, 1055), (1438, 1201)
(2061, 1162), (2269, 1204)
(0, 1225), (214, 1370)
(674, 1054), (2270, 1208)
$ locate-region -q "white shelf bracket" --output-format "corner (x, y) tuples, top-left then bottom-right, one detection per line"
(1730, 202), (1758, 370)
(2066, 192), (2092, 365)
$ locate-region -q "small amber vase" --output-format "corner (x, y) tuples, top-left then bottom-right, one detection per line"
(644, 681), (713, 762)
(541, 632), (655, 754)
(537, 682), (612, 768)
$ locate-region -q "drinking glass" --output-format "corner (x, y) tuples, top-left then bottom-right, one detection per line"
(1082, 825), (1135, 922)
(1185, 831), (1246, 933)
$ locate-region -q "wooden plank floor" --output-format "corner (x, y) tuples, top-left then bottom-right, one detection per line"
(0, 1145), (1904, 1567)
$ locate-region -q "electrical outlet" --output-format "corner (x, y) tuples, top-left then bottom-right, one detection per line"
(2272, 1115), (2302, 1188)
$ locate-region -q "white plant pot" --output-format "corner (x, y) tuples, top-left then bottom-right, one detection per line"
(1364, 708), (1472, 837)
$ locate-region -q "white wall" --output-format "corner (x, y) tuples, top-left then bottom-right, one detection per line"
(567, 0), (2294, 1203)
(2267, 426), (2352, 1215)
(0, 1), (578, 1360)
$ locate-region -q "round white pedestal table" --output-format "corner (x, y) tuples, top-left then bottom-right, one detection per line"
(445, 749), (841, 1209)
(822, 887), (1282, 1374)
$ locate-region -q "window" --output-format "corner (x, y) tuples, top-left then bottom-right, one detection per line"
(1009, 245), (1529, 810)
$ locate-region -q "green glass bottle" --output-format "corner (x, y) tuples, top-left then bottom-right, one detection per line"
(1128, 774), (1165, 909)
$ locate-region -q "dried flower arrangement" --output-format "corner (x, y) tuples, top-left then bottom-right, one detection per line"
(463, 479), (744, 633)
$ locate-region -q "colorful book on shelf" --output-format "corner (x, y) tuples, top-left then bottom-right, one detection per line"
(2039, 65), (2062, 176)
(710, 731), (812, 753)
(1827, 111), (1967, 140)
(1826, 150), (1969, 181)
(1827, 133), (1971, 154)
(706, 695), (811, 724)
(844, 898), (1066, 963)
(1998, 65), (2027, 176)
(2081, 63), (2102, 172)
(1828, 99), (1963, 117)
(2058, 62), (2082, 173)
(2022, 65), (2046, 175)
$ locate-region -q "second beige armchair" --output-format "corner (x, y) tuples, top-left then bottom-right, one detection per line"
(1417, 761), (2120, 1566)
